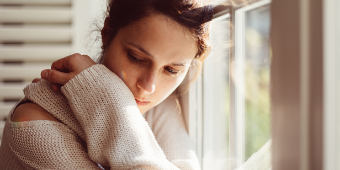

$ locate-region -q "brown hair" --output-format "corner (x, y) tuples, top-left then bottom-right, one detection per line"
(99, 0), (213, 77)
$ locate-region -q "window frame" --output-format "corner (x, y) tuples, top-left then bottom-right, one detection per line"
(323, 0), (340, 169)
(270, 0), (323, 169)
(181, 0), (272, 169)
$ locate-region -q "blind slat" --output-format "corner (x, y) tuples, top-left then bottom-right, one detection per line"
(0, 25), (72, 43)
(0, 63), (51, 81)
(0, 0), (71, 5)
(0, 6), (72, 24)
(0, 44), (72, 62)
(0, 102), (16, 120)
(0, 83), (28, 101)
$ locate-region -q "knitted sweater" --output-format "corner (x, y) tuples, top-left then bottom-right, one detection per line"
(0, 64), (200, 170)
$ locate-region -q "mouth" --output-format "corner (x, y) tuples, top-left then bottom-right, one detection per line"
(135, 99), (150, 106)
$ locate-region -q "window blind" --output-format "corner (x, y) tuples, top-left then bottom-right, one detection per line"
(0, 0), (73, 140)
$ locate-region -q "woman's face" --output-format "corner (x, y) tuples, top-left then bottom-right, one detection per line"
(102, 14), (197, 114)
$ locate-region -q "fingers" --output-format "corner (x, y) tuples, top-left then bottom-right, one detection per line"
(32, 77), (61, 92)
(32, 78), (42, 83)
(51, 83), (62, 92)
(41, 69), (75, 85)
(51, 53), (94, 74)
(51, 55), (72, 73)
(41, 53), (96, 91)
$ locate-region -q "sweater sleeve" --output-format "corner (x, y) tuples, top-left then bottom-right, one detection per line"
(61, 64), (180, 170)
(7, 120), (102, 170)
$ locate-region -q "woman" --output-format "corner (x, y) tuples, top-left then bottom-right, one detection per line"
(0, 0), (213, 169)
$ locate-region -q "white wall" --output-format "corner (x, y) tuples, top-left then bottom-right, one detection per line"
(72, 0), (107, 60)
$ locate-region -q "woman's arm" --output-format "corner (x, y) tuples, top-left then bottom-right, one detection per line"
(4, 79), (104, 169)
(8, 115), (103, 169)
(39, 54), (193, 169)
(59, 64), (179, 169)
(12, 102), (58, 122)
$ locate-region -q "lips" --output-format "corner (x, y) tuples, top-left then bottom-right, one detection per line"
(135, 99), (150, 106)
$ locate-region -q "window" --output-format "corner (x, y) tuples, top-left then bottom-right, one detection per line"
(182, 0), (272, 169)
(234, 0), (271, 164)
(183, 0), (335, 169)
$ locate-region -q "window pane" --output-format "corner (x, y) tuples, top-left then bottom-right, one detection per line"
(243, 5), (271, 160)
(201, 1), (271, 169)
(235, 2), (271, 165)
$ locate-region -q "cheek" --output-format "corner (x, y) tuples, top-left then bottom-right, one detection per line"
(104, 52), (139, 84)
(157, 73), (187, 97)
(116, 63), (142, 91)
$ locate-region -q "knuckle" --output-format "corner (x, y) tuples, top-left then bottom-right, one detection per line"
(72, 53), (81, 57)
(51, 60), (58, 68)
(69, 53), (82, 62)
(72, 53), (82, 59)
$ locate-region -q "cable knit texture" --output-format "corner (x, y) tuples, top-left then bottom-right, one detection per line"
(0, 64), (200, 170)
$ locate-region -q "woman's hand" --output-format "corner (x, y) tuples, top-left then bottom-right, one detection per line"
(41, 53), (96, 92)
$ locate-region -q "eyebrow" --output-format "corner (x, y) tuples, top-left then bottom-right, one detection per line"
(127, 42), (154, 59)
(127, 42), (191, 67)
(170, 63), (190, 67)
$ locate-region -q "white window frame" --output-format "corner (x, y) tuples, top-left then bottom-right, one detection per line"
(323, 0), (340, 169)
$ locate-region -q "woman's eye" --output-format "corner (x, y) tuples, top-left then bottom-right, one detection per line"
(127, 52), (144, 63)
(165, 67), (179, 76)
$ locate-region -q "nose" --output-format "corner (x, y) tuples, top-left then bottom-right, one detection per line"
(137, 72), (156, 95)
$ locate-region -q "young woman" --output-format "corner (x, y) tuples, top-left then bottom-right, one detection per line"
(0, 0), (213, 169)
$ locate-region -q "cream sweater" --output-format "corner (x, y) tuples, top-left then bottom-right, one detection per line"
(0, 64), (200, 170)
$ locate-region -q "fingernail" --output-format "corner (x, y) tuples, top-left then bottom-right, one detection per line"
(42, 70), (49, 78)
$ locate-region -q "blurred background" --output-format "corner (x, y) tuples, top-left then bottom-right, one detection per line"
(0, 0), (107, 140)
(0, 0), (339, 170)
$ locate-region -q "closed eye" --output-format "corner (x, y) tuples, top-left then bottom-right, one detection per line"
(165, 67), (179, 76)
(127, 52), (145, 64)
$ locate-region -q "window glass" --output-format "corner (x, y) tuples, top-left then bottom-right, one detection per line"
(234, 1), (271, 165)
(200, 1), (271, 169)
(243, 4), (271, 160)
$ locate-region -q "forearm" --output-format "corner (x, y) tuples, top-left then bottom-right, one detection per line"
(61, 64), (179, 169)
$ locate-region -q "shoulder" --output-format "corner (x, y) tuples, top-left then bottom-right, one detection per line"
(11, 101), (58, 122)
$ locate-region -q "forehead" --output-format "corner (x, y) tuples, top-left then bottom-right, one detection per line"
(118, 14), (198, 64)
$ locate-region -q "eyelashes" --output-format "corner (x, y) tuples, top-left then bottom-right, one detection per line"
(164, 67), (180, 76)
(127, 51), (180, 76)
(127, 52), (145, 64)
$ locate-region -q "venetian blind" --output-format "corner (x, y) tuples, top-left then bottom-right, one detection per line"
(0, 0), (73, 140)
